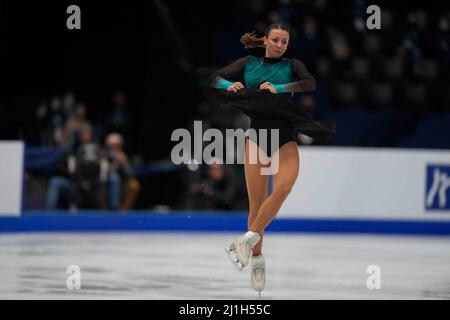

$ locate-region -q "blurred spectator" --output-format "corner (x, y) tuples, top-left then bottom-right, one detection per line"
(184, 161), (246, 211)
(61, 102), (91, 152)
(45, 124), (107, 211)
(73, 124), (107, 209)
(36, 97), (66, 146)
(62, 92), (76, 117)
(398, 12), (423, 78)
(330, 30), (351, 61)
(45, 148), (76, 211)
(103, 132), (140, 211)
(328, 29), (352, 80)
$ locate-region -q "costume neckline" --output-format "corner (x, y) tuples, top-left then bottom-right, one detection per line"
(261, 56), (284, 64)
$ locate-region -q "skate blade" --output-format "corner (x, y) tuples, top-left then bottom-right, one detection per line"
(224, 248), (244, 271)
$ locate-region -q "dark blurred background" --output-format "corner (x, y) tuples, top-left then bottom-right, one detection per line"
(0, 0), (449, 211)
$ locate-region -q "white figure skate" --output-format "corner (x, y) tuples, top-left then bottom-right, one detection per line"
(251, 254), (266, 297)
(225, 231), (261, 271)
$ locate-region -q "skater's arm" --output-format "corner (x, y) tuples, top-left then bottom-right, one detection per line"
(209, 56), (248, 90)
(269, 59), (316, 93)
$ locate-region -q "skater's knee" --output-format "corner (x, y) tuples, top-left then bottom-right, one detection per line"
(273, 183), (294, 197)
(249, 201), (265, 216)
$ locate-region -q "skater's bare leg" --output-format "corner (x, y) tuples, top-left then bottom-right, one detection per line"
(226, 141), (298, 269)
(244, 139), (269, 256)
(250, 141), (299, 234)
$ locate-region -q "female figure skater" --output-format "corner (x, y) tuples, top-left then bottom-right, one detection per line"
(209, 23), (335, 295)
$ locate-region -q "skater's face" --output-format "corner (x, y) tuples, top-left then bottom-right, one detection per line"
(264, 29), (289, 58)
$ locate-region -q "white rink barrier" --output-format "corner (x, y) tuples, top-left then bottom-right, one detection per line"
(0, 141), (24, 216)
(280, 146), (450, 221)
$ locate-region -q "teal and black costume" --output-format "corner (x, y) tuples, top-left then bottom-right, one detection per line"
(208, 55), (336, 156)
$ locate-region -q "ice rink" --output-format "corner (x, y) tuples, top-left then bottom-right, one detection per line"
(1, 232), (450, 300)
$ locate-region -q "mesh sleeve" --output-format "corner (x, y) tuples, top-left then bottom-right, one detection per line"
(209, 56), (249, 89)
(271, 59), (316, 93)
(291, 58), (315, 81)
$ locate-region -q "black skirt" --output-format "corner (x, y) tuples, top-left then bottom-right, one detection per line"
(246, 117), (296, 157)
(208, 88), (336, 151)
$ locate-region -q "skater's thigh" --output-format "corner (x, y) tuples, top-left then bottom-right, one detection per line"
(245, 138), (269, 206)
(272, 141), (299, 190)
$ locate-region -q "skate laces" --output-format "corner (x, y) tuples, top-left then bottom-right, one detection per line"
(251, 255), (265, 280)
(252, 266), (265, 280)
(238, 232), (255, 252)
(240, 238), (250, 249)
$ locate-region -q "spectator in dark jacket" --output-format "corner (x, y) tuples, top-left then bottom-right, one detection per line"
(185, 160), (246, 211)
(45, 149), (76, 210)
(45, 124), (107, 211)
(104, 133), (140, 211)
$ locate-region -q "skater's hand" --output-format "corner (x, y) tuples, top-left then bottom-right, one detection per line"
(227, 82), (245, 92)
(259, 82), (277, 93)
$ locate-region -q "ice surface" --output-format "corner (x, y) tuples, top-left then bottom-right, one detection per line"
(0, 232), (449, 299)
